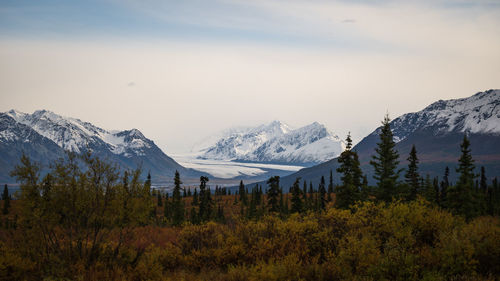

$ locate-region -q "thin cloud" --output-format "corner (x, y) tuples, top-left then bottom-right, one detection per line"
(341, 19), (356, 23)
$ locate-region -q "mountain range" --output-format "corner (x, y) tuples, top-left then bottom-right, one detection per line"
(2, 89), (499, 187)
(0, 110), (206, 184)
(195, 121), (345, 165)
(256, 89), (500, 189)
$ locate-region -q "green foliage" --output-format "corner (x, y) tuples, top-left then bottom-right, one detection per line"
(7, 152), (154, 278)
(171, 171), (184, 226)
(266, 176), (280, 213)
(440, 167), (450, 208)
(239, 180), (248, 206)
(290, 178), (303, 214)
(3, 135), (500, 280)
(336, 133), (363, 209)
(198, 176), (214, 223)
(404, 145), (420, 201)
(370, 114), (401, 202)
(448, 135), (478, 219)
(2, 184), (10, 215)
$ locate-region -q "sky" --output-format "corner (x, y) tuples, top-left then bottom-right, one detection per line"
(0, 0), (499, 154)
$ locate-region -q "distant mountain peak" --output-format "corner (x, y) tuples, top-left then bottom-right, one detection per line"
(386, 89), (500, 143)
(196, 121), (344, 165)
(0, 109), (206, 183)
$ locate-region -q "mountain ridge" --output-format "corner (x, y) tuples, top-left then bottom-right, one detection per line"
(252, 89), (500, 190)
(196, 121), (345, 165)
(0, 109), (207, 184)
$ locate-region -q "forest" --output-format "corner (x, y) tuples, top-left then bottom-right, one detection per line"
(1, 116), (499, 281)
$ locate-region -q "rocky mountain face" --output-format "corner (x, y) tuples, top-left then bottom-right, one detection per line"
(0, 110), (206, 184)
(266, 89), (500, 189)
(197, 121), (344, 166)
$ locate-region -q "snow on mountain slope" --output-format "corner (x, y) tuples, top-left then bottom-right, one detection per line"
(197, 121), (344, 165)
(198, 120), (292, 160)
(371, 89), (500, 143)
(6, 109), (151, 157)
(1, 109), (208, 182)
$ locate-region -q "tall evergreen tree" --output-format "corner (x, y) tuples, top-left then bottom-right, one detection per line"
(192, 188), (198, 206)
(478, 166), (488, 215)
(440, 167), (450, 207)
(433, 177), (440, 205)
(163, 193), (171, 221)
(198, 176), (213, 222)
(404, 145), (420, 201)
(239, 180), (247, 206)
(303, 180), (308, 207)
(171, 171), (184, 226)
(492, 177), (500, 216)
(318, 177), (327, 211)
(157, 192), (163, 207)
(480, 166), (487, 193)
(336, 133), (363, 209)
(2, 184), (10, 215)
(145, 172), (152, 190)
(279, 187), (287, 216)
(421, 174), (437, 204)
(448, 135), (477, 219)
(327, 170), (334, 201)
(266, 176), (280, 213)
(370, 114), (401, 202)
(328, 170), (334, 193)
(290, 178), (303, 214)
(190, 206), (199, 224)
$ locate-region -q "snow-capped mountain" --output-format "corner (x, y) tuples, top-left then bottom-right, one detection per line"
(272, 89), (500, 189)
(198, 120), (291, 160)
(197, 121), (344, 165)
(0, 110), (206, 183)
(372, 89), (500, 143)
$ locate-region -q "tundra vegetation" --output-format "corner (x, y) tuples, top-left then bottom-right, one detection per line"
(1, 116), (499, 281)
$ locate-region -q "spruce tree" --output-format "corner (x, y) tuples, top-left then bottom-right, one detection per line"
(404, 145), (420, 201)
(157, 192), (163, 207)
(193, 188), (198, 206)
(480, 167), (487, 193)
(198, 176), (213, 222)
(190, 206), (199, 224)
(477, 166), (488, 215)
(370, 114), (401, 203)
(336, 133), (362, 209)
(279, 187), (286, 217)
(145, 172), (152, 192)
(327, 170), (334, 201)
(171, 171), (184, 226)
(433, 177), (440, 205)
(239, 180), (248, 206)
(2, 184), (10, 215)
(266, 176), (280, 213)
(303, 180), (308, 209)
(216, 204), (225, 223)
(318, 177), (327, 211)
(448, 135), (477, 219)
(163, 193), (171, 221)
(290, 178), (303, 213)
(492, 177), (500, 215)
(422, 174), (437, 204)
(440, 167), (450, 208)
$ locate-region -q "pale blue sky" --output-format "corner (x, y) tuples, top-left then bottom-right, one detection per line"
(1, 0), (499, 153)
